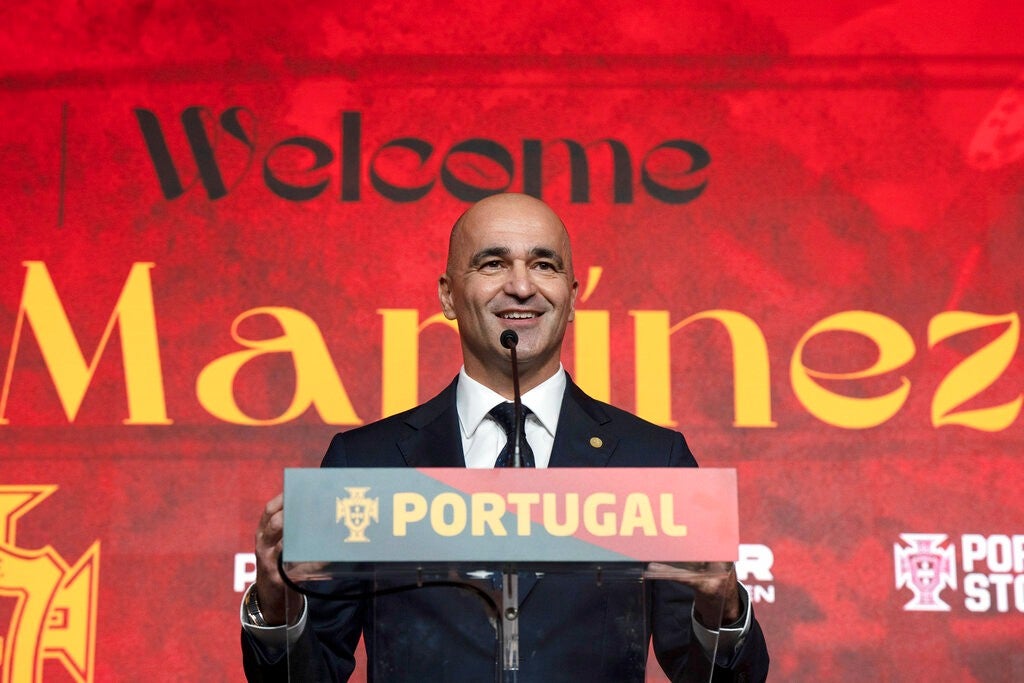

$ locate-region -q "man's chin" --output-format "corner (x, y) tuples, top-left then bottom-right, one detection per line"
(505, 346), (557, 371)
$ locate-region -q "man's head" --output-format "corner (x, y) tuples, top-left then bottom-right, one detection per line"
(439, 193), (578, 394)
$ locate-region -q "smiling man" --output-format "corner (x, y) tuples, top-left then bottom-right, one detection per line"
(241, 193), (769, 682)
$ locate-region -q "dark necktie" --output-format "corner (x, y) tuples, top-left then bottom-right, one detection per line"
(488, 402), (535, 468)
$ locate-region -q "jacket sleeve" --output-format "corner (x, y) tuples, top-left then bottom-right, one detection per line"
(651, 432), (770, 682)
(241, 433), (366, 683)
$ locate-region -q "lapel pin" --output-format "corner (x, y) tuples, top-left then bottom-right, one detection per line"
(589, 437), (603, 448)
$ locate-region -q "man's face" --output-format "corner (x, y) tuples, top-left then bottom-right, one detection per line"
(439, 195), (578, 387)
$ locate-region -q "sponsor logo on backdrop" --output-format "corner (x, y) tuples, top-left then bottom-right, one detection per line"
(894, 533), (958, 611)
(336, 487), (379, 543)
(736, 543), (776, 605)
(895, 532), (1024, 613)
(0, 486), (100, 683)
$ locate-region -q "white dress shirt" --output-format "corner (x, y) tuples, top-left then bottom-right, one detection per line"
(456, 365), (565, 468)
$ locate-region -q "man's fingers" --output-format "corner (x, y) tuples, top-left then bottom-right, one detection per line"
(256, 493), (285, 547)
(260, 492), (284, 524)
(254, 493), (287, 585)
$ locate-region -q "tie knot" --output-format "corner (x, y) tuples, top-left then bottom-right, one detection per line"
(488, 402), (531, 438)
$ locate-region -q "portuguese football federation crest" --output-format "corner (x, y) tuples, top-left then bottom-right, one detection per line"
(894, 533), (957, 611)
(336, 487), (379, 542)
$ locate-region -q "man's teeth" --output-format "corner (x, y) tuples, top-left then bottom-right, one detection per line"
(500, 312), (537, 319)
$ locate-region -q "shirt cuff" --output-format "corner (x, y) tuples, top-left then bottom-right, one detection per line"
(239, 584), (308, 660)
(690, 582), (752, 667)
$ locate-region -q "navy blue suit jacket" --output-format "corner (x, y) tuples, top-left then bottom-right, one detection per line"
(242, 376), (769, 682)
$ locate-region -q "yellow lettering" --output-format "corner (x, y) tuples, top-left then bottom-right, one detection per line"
(572, 267), (610, 402)
(1, 261), (170, 425)
(574, 310), (611, 403)
(659, 494), (688, 536)
(507, 492), (539, 535)
(619, 493), (657, 536)
(630, 309), (774, 427)
(392, 493), (427, 536)
(582, 492), (617, 536)
(470, 493), (508, 536)
(542, 493), (579, 536)
(0, 485), (99, 681)
(791, 311), (914, 429)
(430, 492), (466, 537)
(631, 311), (674, 426)
(929, 312), (1021, 431)
(378, 309), (459, 418)
(196, 307), (361, 426)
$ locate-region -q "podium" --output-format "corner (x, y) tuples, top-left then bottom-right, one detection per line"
(281, 467), (738, 682)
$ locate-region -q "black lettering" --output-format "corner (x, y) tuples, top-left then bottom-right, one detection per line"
(369, 138), (435, 202)
(603, 139), (633, 204)
(341, 112), (361, 202)
(134, 106), (254, 201)
(263, 136), (334, 201)
(134, 108), (186, 199)
(521, 139), (633, 204)
(641, 140), (709, 204)
(522, 140), (542, 199)
(441, 139), (514, 202)
(137, 107), (714, 208)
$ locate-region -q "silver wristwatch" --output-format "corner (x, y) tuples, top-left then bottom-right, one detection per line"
(245, 586), (267, 627)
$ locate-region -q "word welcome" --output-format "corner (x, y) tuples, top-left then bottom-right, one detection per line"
(134, 108), (710, 204)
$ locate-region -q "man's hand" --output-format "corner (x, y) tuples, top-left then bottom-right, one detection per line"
(253, 493), (302, 626)
(646, 561), (742, 628)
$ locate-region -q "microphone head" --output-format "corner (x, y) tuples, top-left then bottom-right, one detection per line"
(500, 330), (519, 349)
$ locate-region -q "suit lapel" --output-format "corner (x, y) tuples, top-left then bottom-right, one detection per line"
(548, 378), (619, 468)
(397, 377), (466, 468)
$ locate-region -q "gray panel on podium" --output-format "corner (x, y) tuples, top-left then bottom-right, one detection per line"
(281, 468), (736, 682)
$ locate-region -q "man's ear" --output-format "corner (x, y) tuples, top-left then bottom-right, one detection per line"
(438, 274), (457, 320)
(567, 278), (579, 322)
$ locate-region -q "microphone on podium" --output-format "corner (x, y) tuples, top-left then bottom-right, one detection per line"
(499, 329), (524, 675)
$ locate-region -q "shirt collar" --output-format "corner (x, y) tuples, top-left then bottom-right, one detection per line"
(456, 366), (566, 439)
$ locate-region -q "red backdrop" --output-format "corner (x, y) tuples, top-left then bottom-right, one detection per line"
(3, 2), (1023, 681)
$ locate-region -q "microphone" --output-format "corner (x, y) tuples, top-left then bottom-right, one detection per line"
(499, 330), (524, 468)
(498, 329), (525, 673)
(500, 329), (518, 350)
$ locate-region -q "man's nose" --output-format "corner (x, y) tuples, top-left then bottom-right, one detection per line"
(504, 261), (536, 298)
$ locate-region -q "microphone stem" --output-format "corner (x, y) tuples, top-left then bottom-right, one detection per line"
(500, 330), (524, 675)
(509, 343), (523, 468)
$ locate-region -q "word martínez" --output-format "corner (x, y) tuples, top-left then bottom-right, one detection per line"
(2, 262), (1020, 433)
(134, 108), (710, 204)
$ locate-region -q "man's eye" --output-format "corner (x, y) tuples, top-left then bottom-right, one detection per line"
(534, 261), (556, 271)
(481, 260), (504, 270)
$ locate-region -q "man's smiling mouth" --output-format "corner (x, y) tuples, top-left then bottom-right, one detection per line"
(499, 312), (538, 319)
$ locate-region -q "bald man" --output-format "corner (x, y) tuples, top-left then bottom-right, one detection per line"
(241, 194), (769, 682)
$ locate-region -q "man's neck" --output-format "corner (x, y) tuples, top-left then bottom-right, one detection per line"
(463, 361), (561, 400)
